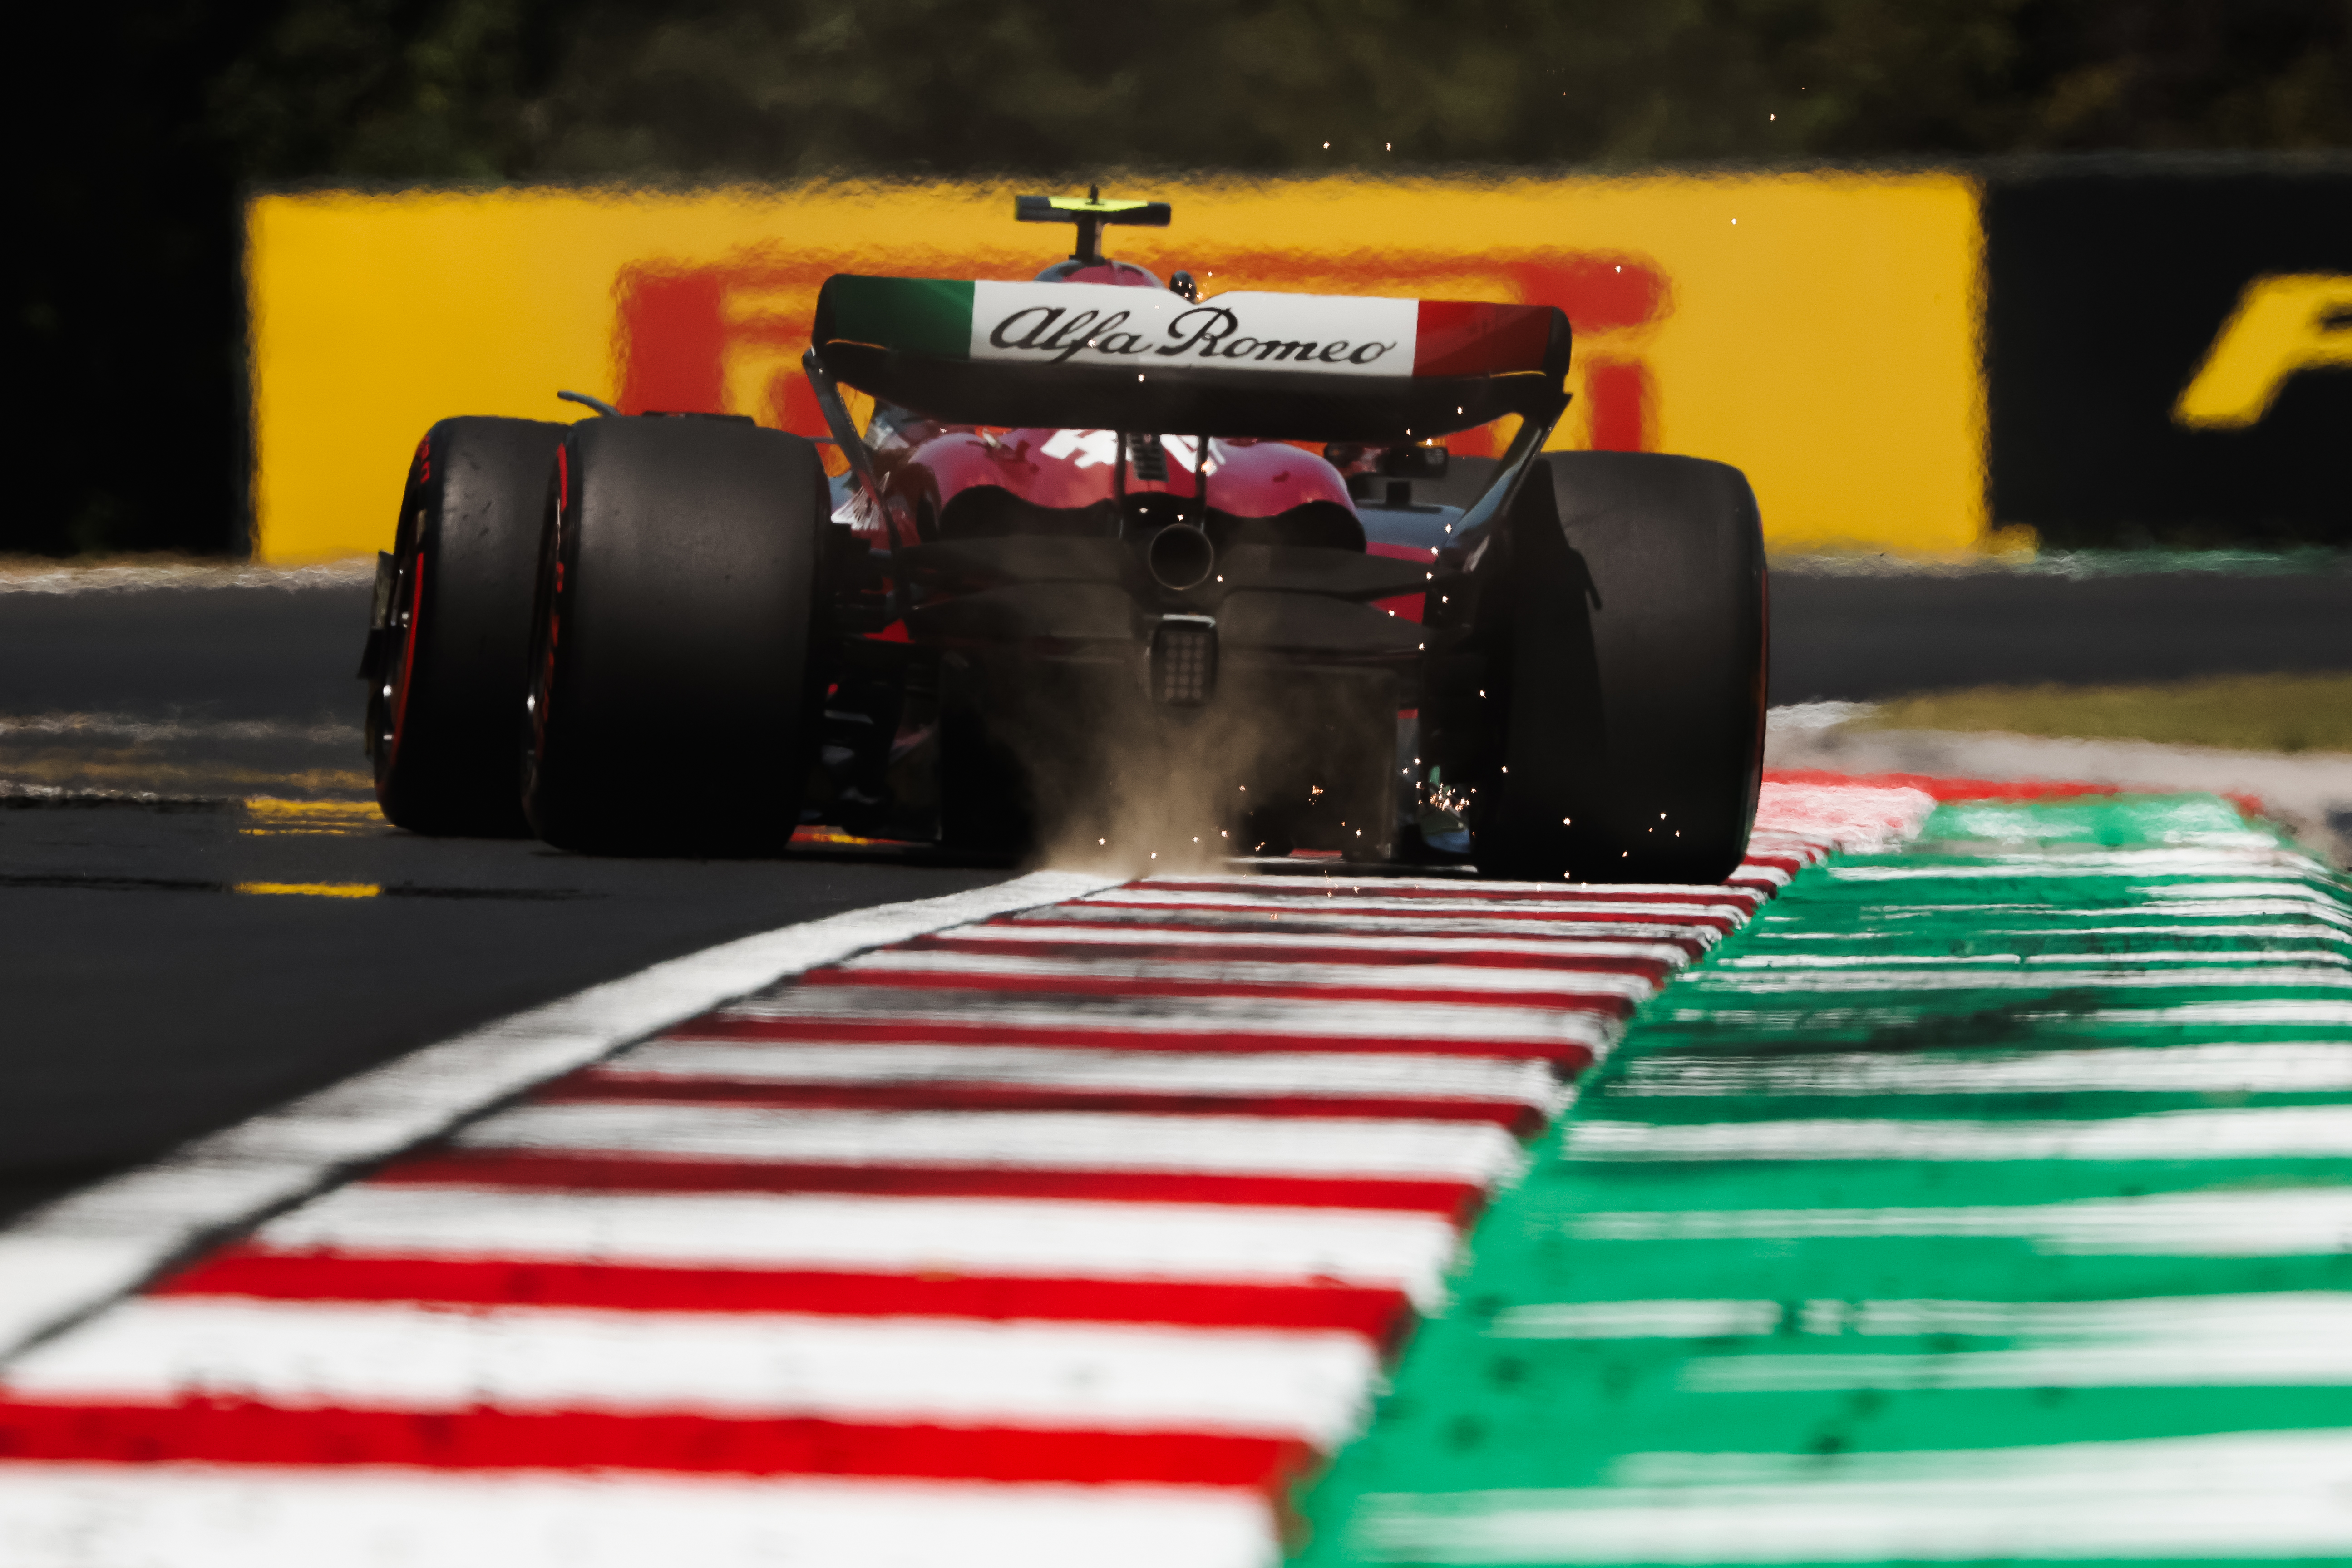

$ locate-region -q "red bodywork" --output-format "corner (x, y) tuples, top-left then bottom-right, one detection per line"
(848, 258), (1364, 555)
(870, 428), (1347, 543)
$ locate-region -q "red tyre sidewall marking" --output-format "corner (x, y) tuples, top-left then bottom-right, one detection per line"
(536, 444), (569, 754)
(389, 550), (425, 761)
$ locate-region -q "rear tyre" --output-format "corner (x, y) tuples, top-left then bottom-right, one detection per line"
(1467, 451), (1766, 883)
(522, 417), (828, 855)
(365, 416), (560, 836)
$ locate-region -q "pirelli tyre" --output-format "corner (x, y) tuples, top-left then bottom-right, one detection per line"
(365, 416), (561, 836)
(1466, 451), (1766, 883)
(522, 416), (828, 855)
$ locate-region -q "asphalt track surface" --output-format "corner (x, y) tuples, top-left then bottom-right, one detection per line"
(1769, 562), (2352, 700)
(3, 563), (2347, 1217)
(7, 565), (2348, 720)
(0, 581), (1008, 1221)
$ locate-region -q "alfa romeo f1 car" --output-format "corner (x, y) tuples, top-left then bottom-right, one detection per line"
(360, 192), (1766, 880)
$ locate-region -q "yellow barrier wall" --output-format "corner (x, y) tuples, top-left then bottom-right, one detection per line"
(249, 174), (1983, 562)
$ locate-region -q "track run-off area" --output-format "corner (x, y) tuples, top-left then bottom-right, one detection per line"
(0, 777), (2347, 1565)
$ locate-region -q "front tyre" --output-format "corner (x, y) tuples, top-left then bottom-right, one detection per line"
(1468, 451), (1766, 883)
(523, 417), (828, 855)
(365, 416), (561, 836)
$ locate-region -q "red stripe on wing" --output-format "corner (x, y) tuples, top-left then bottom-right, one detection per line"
(1411, 301), (1558, 377)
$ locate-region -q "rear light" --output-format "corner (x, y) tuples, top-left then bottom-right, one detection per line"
(1150, 615), (1217, 705)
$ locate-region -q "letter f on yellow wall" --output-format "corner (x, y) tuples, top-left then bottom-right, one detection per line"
(2174, 274), (2352, 429)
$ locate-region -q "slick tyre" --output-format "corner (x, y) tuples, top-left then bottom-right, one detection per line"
(522, 417), (828, 855)
(366, 416), (561, 836)
(1469, 451), (1766, 883)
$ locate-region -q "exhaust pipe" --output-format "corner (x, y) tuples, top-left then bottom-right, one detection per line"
(1145, 523), (1215, 591)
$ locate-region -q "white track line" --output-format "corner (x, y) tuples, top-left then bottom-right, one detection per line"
(1680, 1291), (2352, 1390)
(1565, 1187), (2352, 1255)
(1823, 902), (2352, 932)
(1350, 1429), (2352, 1563)
(1747, 924), (2352, 948)
(1603, 1040), (2352, 1097)
(1715, 948), (2349, 969)
(1649, 1000), (2352, 1032)
(2058, 1000), (2352, 1029)
(1486, 1292), (2352, 1372)
(0, 1467), (1278, 1568)
(2, 1297), (1376, 1440)
(933, 925), (1695, 964)
(589, 1042), (1568, 1106)
(449, 1102), (1525, 1181)
(1079, 889), (1759, 919)
(1565, 1104), (2352, 1162)
(0, 871), (1118, 1362)
(1681, 965), (2352, 993)
(0, 558), (378, 595)
(1831, 862), (2333, 886)
(712, 989), (1618, 1050)
(1485, 1299), (1791, 1339)
(1129, 873), (1782, 896)
(251, 1186), (1463, 1299)
(1004, 906), (1734, 946)
(835, 948), (1662, 999)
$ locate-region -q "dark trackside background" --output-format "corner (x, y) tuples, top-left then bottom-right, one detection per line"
(1985, 156), (2352, 549)
(11, 0), (2352, 558)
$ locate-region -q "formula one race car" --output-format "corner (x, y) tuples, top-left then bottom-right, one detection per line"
(360, 192), (1766, 880)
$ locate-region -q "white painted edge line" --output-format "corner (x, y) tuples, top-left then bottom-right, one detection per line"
(0, 558), (378, 596)
(0, 869), (1120, 1364)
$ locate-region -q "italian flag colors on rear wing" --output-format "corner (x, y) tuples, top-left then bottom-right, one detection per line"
(813, 276), (1570, 442)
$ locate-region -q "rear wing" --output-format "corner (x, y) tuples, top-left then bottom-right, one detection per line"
(810, 276), (1570, 444)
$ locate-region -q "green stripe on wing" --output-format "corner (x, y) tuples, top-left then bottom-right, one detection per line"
(818, 276), (975, 360)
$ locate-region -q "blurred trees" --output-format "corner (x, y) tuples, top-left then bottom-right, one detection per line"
(214, 0), (2352, 179)
(12, 0), (2352, 554)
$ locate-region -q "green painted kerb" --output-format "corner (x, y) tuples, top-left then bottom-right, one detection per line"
(817, 275), (974, 358)
(1921, 790), (2268, 848)
(1287, 793), (2352, 1568)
